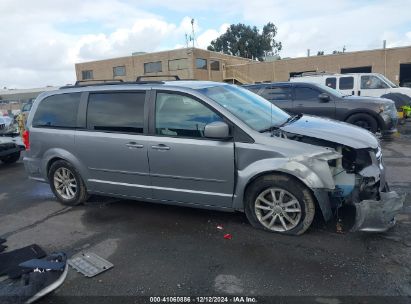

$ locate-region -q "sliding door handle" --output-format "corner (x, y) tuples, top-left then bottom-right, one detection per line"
(126, 142), (144, 148)
(151, 144), (170, 151)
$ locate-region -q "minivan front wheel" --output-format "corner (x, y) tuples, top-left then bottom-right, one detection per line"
(245, 174), (315, 235)
(49, 160), (88, 206)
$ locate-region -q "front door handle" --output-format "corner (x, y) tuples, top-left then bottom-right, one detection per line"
(126, 142), (144, 149)
(151, 144), (170, 151)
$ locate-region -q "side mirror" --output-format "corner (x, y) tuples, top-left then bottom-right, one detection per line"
(318, 93), (330, 102)
(204, 121), (231, 139)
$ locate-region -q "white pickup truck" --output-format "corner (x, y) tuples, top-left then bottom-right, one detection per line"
(291, 72), (411, 118)
(290, 72), (411, 98)
(0, 116), (25, 164)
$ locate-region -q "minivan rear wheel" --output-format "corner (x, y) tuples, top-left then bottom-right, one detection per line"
(244, 174), (315, 235)
(48, 160), (88, 206)
(346, 113), (378, 133)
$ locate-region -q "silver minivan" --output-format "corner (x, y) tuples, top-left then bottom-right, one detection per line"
(23, 80), (404, 235)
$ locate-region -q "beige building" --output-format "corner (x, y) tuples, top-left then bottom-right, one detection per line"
(75, 48), (253, 84)
(75, 45), (411, 86)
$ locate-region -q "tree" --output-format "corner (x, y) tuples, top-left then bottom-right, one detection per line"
(317, 51), (324, 56)
(207, 22), (282, 61)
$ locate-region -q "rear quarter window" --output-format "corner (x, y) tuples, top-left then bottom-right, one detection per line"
(32, 93), (81, 128)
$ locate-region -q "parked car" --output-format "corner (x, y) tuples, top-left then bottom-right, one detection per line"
(0, 116), (24, 164)
(0, 116), (18, 135)
(243, 81), (397, 135)
(21, 100), (34, 114)
(23, 80), (404, 235)
(290, 72), (411, 118)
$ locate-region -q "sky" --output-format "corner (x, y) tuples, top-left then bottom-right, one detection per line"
(1, 0), (411, 88)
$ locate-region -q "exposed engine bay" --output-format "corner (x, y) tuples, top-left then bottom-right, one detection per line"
(272, 129), (405, 231)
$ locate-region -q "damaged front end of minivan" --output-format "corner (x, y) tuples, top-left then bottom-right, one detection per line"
(274, 129), (405, 232)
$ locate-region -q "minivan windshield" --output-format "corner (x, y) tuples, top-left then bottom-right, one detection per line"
(197, 84), (290, 131)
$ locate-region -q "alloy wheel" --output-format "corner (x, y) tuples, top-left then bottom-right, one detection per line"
(254, 187), (302, 232)
(53, 167), (77, 200)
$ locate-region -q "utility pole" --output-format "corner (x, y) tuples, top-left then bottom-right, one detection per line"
(190, 18), (195, 48)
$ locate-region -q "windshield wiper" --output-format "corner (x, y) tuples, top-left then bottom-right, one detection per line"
(259, 114), (303, 133)
(278, 113), (303, 127)
(259, 125), (278, 133)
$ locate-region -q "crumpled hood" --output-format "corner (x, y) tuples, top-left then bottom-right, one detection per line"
(280, 115), (379, 149)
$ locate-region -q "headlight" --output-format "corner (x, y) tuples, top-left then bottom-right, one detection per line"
(380, 103), (397, 117)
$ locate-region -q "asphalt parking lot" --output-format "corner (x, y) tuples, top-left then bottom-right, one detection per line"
(1, 125), (411, 303)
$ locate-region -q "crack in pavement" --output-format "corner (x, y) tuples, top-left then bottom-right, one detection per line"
(1, 206), (73, 238)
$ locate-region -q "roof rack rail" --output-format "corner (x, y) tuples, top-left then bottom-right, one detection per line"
(295, 71), (336, 77)
(136, 75), (180, 81)
(75, 79), (124, 85)
(60, 79), (127, 89)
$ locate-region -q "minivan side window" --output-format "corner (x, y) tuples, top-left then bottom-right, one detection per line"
(339, 77), (354, 90)
(87, 92), (145, 133)
(294, 87), (321, 101)
(325, 77), (336, 89)
(32, 93), (81, 128)
(260, 86), (291, 101)
(155, 93), (222, 138)
(361, 75), (389, 89)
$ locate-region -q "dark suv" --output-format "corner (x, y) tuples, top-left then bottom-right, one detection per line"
(243, 82), (398, 135)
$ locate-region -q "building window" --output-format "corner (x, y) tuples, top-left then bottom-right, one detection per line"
(113, 66), (126, 77)
(326, 77), (336, 89)
(339, 77), (354, 90)
(82, 70), (93, 80)
(144, 61), (162, 73)
(169, 58), (188, 71)
(210, 60), (220, 71)
(196, 58), (207, 70)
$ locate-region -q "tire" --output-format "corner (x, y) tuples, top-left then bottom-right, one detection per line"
(244, 174), (316, 235)
(381, 93), (411, 109)
(346, 113), (378, 133)
(48, 160), (88, 206)
(0, 152), (20, 164)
